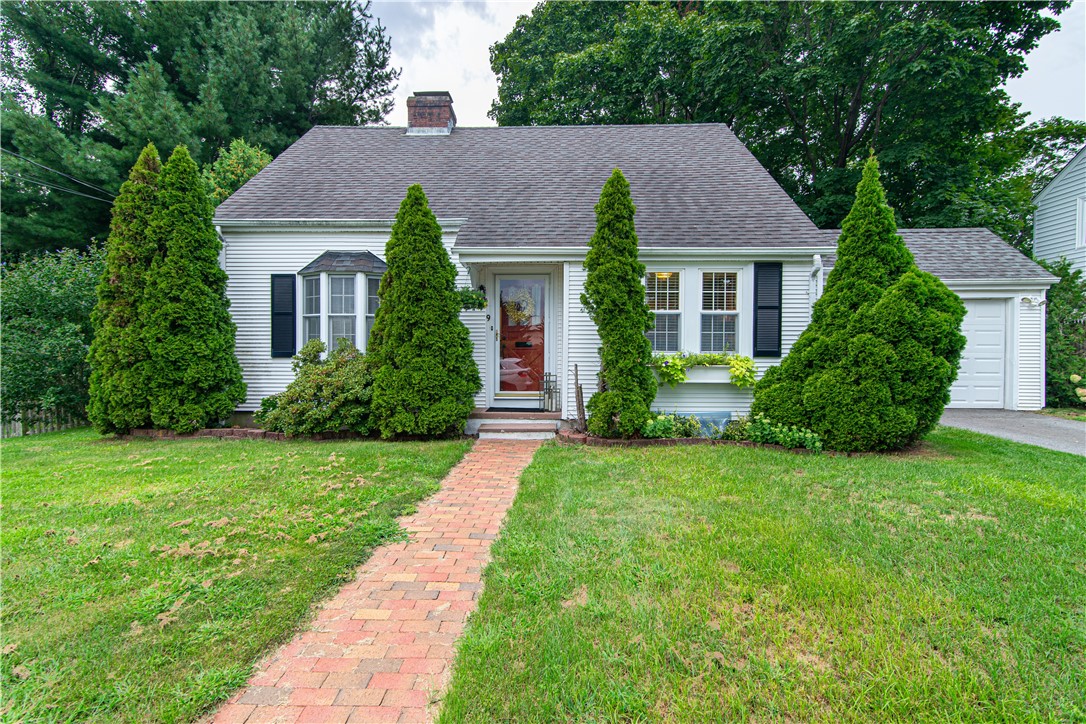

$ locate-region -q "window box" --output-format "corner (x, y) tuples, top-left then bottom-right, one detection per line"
(653, 365), (733, 385)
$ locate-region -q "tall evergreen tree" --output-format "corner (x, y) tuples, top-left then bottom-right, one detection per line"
(142, 145), (245, 433)
(752, 156), (966, 452)
(87, 143), (162, 434)
(368, 184), (480, 439)
(582, 168), (657, 438)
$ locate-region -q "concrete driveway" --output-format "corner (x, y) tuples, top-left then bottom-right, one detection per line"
(939, 409), (1086, 457)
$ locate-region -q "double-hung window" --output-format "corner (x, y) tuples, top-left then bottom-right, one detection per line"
(646, 271), (681, 352)
(701, 271), (738, 352)
(302, 276), (321, 344)
(328, 275), (356, 347)
(290, 251), (387, 357)
(365, 276), (380, 339)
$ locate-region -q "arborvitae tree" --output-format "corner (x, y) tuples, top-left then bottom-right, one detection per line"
(142, 145), (245, 433)
(368, 184), (481, 438)
(752, 156), (966, 451)
(582, 168), (657, 437)
(87, 143), (162, 434)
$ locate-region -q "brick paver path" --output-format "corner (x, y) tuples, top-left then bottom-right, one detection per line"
(212, 439), (542, 724)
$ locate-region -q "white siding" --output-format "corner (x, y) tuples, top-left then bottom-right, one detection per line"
(222, 227), (475, 411)
(1034, 147), (1086, 273)
(780, 260), (813, 357)
(563, 265), (602, 417)
(654, 383), (755, 415)
(1016, 298), (1045, 410)
(464, 309), (488, 408)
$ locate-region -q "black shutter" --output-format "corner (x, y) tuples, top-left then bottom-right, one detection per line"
(270, 275), (296, 358)
(753, 263), (782, 357)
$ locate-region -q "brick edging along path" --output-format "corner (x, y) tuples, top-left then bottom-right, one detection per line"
(212, 439), (542, 724)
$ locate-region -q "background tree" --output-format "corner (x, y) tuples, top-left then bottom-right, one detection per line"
(142, 146), (245, 433)
(1, 0), (398, 258)
(1038, 259), (1086, 408)
(86, 143), (162, 434)
(0, 246), (104, 425)
(367, 184), (480, 439)
(581, 169), (657, 438)
(488, 1), (1082, 251)
(202, 138), (273, 206)
(752, 156), (966, 452)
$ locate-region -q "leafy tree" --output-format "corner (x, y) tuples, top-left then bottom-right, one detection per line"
(368, 184), (480, 438)
(86, 143), (162, 434)
(0, 246), (105, 424)
(488, 1), (1078, 244)
(202, 138), (273, 206)
(1, 0), (399, 258)
(142, 145), (245, 433)
(1039, 259), (1086, 408)
(581, 169), (657, 438)
(752, 156), (966, 452)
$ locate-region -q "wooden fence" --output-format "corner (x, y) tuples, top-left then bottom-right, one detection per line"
(1, 408), (85, 438)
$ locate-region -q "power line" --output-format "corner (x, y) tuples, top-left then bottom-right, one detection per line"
(0, 145), (116, 196)
(3, 171), (115, 204)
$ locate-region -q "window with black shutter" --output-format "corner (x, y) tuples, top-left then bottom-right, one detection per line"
(270, 274), (296, 358)
(752, 263), (782, 357)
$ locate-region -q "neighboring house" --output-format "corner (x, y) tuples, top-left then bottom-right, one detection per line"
(215, 91), (1056, 423)
(1033, 144), (1086, 274)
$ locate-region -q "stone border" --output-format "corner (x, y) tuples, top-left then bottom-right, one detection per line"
(556, 428), (817, 453)
(123, 427), (370, 442)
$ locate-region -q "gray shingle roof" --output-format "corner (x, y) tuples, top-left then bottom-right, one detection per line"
(820, 228), (1056, 283)
(215, 124), (825, 248)
(297, 250), (387, 275)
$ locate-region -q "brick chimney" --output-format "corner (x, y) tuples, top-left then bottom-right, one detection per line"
(406, 91), (456, 135)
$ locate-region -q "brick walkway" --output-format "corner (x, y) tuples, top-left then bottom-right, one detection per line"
(212, 439), (542, 724)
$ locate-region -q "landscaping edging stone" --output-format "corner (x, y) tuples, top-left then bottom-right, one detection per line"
(556, 428), (814, 454)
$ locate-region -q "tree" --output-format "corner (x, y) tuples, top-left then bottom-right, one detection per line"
(1039, 259), (1086, 408)
(487, 1), (1076, 243)
(142, 145), (245, 433)
(367, 184), (480, 438)
(1, 0), (399, 258)
(86, 143), (162, 434)
(1, 246), (105, 424)
(751, 156), (966, 452)
(581, 169), (657, 438)
(202, 138), (273, 206)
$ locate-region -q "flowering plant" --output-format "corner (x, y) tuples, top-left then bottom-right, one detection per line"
(649, 352), (757, 388)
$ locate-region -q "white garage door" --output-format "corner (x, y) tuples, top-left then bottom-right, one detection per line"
(949, 299), (1006, 408)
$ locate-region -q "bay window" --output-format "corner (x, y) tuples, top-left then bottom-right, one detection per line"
(291, 251), (387, 356)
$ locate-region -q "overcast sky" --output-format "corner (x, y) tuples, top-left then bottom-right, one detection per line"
(370, 0), (1086, 127)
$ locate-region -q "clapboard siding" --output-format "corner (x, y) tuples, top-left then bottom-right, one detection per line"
(222, 228), (471, 410)
(1016, 299), (1045, 410)
(465, 309), (488, 407)
(564, 265), (602, 417)
(1034, 148), (1086, 273)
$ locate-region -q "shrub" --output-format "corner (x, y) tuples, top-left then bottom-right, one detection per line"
(255, 340), (374, 436)
(87, 143), (162, 434)
(751, 156), (966, 452)
(368, 184), (481, 438)
(1, 246), (105, 424)
(142, 145), (246, 433)
(1039, 259), (1086, 408)
(202, 138), (273, 206)
(749, 414), (823, 453)
(582, 169), (657, 437)
(713, 415), (751, 441)
(641, 412), (702, 439)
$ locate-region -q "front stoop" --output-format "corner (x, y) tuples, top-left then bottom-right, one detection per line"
(475, 422), (556, 440)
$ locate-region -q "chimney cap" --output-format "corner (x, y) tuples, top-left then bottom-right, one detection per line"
(406, 90), (456, 135)
(411, 91), (454, 101)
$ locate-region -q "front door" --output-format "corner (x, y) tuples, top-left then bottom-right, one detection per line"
(496, 275), (546, 405)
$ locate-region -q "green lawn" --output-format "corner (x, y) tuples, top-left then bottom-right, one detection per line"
(0, 428), (470, 723)
(441, 428), (1086, 722)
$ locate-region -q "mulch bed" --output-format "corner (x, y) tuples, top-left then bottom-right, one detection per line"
(555, 429), (902, 457)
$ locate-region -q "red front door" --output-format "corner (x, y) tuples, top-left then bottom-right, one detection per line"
(498, 277), (545, 393)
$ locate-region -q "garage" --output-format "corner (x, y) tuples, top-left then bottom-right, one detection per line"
(949, 299), (1007, 407)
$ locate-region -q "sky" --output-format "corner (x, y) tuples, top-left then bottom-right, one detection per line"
(370, 0), (1086, 128)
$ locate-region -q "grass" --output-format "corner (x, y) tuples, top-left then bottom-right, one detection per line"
(1036, 407), (1086, 422)
(0, 428), (470, 723)
(440, 428), (1086, 722)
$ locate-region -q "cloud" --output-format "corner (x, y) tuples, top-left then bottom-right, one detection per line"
(371, 1), (496, 61)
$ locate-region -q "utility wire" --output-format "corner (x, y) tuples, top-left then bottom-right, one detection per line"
(0, 147), (116, 198)
(4, 171), (115, 204)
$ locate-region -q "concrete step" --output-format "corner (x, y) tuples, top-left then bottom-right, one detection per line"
(476, 421), (557, 440)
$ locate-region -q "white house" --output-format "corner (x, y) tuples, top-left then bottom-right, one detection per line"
(1033, 144), (1086, 274)
(214, 91), (1056, 428)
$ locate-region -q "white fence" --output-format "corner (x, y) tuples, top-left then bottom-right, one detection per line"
(1, 409), (85, 438)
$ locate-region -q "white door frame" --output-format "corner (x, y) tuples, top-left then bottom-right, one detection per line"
(488, 269), (556, 410)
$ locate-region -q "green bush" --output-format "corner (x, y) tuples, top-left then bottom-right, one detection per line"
(1, 246), (105, 424)
(142, 145), (246, 433)
(582, 169), (658, 437)
(749, 414), (823, 453)
(713, 415), (751, 442)
(367, 184), (480, 438)
(641, 412), (702, 439)
(255, 340), (374, 436)
(202, 138), (272, 206)
(1039, 259), (1086, 408)
(650, 352), (757, 388)
(751, 156), (966, 452)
